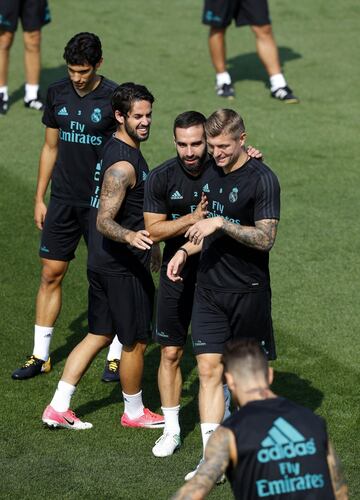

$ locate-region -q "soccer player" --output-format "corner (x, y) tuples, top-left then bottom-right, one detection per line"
(41, 82), (164, 430)
(172, 338), (348, 499)
(167, 109), (280, 478)
(0, 0), (50, 114)
(12, 32), (122, 381)
(202, 0), (298, 102)
(144, 111), (261, 457)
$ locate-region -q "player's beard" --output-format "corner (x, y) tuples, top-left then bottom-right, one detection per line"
(178, 149), (207, 177)
(125, 121), (150, 143)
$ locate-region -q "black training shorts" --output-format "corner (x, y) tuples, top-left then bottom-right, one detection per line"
(202, 0), (270, 28)
(87, 270), (154, 347)
(0, 0), (50, 32)
(154, 268), (197, 347)
(191, 286), (276, 359)
(39, 199), (89, 261)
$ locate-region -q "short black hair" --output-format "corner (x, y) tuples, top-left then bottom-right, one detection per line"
(222, 338), (268, 380)
(173, 111), (206, 136)
(63, 32), (102, 67)
(111, 82), (154, 116)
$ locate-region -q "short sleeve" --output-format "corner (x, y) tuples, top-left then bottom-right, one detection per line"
(143, 168), (169, 214)
(254, 170), (280, 221)
(41, 86), (59, 129)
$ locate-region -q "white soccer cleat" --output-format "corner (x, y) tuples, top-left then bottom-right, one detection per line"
(185, 458), (204, 481)
(152, 432), (181, 457)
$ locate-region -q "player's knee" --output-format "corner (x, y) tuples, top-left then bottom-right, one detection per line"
(40, 261), (67, 287)
(0, 31), (14, 50)
(161, 346), (183, 366)
(252, 24), (273, 39)
(23, 31), (41, 52)
(198, 357), (223, 382)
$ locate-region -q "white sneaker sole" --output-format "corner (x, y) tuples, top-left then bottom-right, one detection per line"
(42, 418), (93, 430)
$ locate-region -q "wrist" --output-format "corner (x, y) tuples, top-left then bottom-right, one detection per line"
(216, 217), (224, 229)
(177, 247), (188, 259)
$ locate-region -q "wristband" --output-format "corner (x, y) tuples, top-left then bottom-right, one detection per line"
(178, 247), (188, 258)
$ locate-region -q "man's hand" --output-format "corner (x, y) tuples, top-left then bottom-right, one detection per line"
(34, 199), (47, 230)
(246, 145), (263, 159)
(167, 249), (187, 282)
(127, 230), (153, 250)
(191, 192), (208, 223)
(185, 217), (223, 245)
(151, 243), (162, 272)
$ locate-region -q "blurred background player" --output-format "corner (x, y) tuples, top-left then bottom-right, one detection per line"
(41, 82), (164, 430)
(172, 338), (348, 499)
(12, 32), (122, 381)
(202, 0), (298, 102)
(167, 109), (280, 479)
(0, 0), (51, 114)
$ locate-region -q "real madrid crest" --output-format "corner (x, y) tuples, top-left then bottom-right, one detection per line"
(229, 187), (238, 203)
(91, 107), (102, 123)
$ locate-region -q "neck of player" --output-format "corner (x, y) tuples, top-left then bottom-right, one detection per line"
(237, 379), (277, 407)
(73, 74), (101, 97)
(224, 148), (249, 175)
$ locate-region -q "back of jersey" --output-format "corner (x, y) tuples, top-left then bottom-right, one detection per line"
(222, 397), (335, 500)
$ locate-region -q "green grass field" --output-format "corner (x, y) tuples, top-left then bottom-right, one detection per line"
(1, 0), (359, 498)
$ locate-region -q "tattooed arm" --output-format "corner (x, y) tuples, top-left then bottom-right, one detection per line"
(171, 426), (237, 500)
(327, 441), (349, 500)
(185, 217), (278, 252)
(96, 162), (153, 250)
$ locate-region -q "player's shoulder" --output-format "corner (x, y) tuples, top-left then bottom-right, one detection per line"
(46, 77), (71, 94)
(103, 136), (140, 164)
(148, 157), (178, 178)
(100, 77), (119, 93)
(247, 157), (278, 179)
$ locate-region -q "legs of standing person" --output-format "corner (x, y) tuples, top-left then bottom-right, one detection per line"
(152, 274), (194, 455)
(152, 345), (183, 456)
(197, 352), (224, 452)
(23, 29), (43, 107)
(208, 27), (235, 98)
(11, 257), (69, 380)
(42, 332), (113, 429)
(12, 202), (84, 380)
(0, 30), (14, 113)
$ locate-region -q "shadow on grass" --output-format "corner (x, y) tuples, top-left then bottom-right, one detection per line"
(227, 46), (302, 88)
(272, 370), (323, 411)
(9, 64), (67, 105)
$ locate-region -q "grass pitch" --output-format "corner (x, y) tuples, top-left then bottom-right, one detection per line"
(0, 0), (359, 498)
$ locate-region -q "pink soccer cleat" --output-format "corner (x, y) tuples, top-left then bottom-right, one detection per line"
(42, 405), (93, 430)
(121, 408), (165, 428)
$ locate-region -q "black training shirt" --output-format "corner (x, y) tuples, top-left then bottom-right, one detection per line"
(144, 156), (213, 273)
(222, 397), (335, 499)
(197, 158), (280, 292)
(42, 76), (117, 207)
(87, 136), (150, 277)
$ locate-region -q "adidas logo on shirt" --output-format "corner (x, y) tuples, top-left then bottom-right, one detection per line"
(58, 106), (68, 116)
(170, 191), (183, 200)
(202, 183), (210, 193)
(257, 417), (316, 463)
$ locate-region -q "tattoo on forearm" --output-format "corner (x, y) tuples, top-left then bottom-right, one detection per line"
(171, 428), (231, 500)
(222, 218), (278, 251)
(96, 166), (132, 243)
(328, 442), (348, 499)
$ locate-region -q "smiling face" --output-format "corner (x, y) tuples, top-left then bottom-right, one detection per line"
(174, 124), (207, 175)
(207, 131), (246, 173)
(122, 99), (152, 144)
(67, 61), (101, 93)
